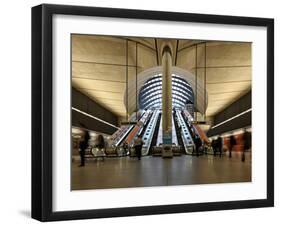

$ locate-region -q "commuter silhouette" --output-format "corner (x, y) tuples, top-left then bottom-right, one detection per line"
(211, 139), (216, 156)
(95, 134), (105, 160)
(216, 136), (223, 157)
(96, 134), (105, 150)
(122, 141), (129, 156)
(229, 135), (236, 158)
(78, 123), (90, 167)
(194, 135), (202, 157)
(242, 129), (251, 162)
(134, 134), (144, 160)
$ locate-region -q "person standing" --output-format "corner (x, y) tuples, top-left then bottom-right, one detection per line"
(96, 134), (105, 150)
(211, 139), (217, 156)
(134, 134), (144, 160)
(194, 135), (202, 157)
(229, 135), (236, 158)
(217, 136), (223, 157)
(96, 134), (105, 160)
(242, 129), (251, 162)
(78, 124), (90, 167)
(122, 141), (128, 156)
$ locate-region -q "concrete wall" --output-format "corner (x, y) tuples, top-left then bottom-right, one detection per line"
(72, 88), (119, 134)
(207, 91), (251, 136)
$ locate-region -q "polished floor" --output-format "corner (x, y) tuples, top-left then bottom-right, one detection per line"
(71, 152), (251, 190)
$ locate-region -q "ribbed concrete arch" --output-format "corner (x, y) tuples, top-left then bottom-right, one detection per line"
(124, 66), (208, 115)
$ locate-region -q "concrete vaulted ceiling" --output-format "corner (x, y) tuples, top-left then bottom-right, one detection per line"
(72, 34), (251, 119)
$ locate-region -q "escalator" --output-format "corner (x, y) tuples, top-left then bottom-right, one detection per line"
(171, 114), (178, 145)
(175, 110), (195, 154)
(193, 124), (210, 144)
(111, 125), (134, 147)
(110, 110), (152, 157)
(173, 111), (185, 154)
(124, 110), (152, 146)
(111, 110), (146, 147)
(148, 112), (162, 155)
(156, 116), (163, 146)
(182, 110), (210, 144)
(181, 110), (195, 142)
(110, 109), (208, 157)
(141, 110), (161, 155)
(139, 111), (153, 138)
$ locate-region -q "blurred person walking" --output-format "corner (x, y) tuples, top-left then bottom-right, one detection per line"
(78, 123), (90, 167)
(242, 129), (251, 162)
(217, 136), (223, 157)
(134, 134), (144, 160)
(194, 135), (202, 157)
(229, 134), (236, 158)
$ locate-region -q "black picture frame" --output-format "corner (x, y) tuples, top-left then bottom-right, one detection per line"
(32, 4), (274, 222)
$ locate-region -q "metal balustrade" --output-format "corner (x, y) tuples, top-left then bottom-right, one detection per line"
(141, 110), (161, 155)
(175, 110), (195, 154)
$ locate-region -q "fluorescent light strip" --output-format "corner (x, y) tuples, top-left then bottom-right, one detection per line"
(72, 107), (120, 130)
(211, 108), (252, 129)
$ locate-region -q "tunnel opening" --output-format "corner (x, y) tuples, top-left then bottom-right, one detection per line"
(138, 74), (195, 113)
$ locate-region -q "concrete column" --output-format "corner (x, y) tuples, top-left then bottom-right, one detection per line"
(162, 46), (173, 144)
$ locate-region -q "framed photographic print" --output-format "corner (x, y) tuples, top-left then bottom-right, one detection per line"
(32, 4), (274, 221)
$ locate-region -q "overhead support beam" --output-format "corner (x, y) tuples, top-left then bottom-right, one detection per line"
(77, 88), (123, 94)
(208, 90), (248, 95)
(124, 37), (155, 52)
(207, 80), (251, 85)
(72, 77), (126, 83)
(175, 40), (179, 66)
(191, 65), (252, 69)
(155, 39), (159, 66)
(72, 60), (138, 68)
(177, 41), (206, 52)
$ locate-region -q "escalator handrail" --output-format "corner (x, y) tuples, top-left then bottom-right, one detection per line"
(183, 110), (210, 144)
(126, 110), (152, 145)
(176, 110), (195, 154)
(115, 125), (134, 146)
(141, 110), (160, 155)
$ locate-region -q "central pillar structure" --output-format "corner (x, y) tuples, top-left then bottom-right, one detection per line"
(162, 46), (173, 145)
